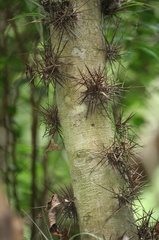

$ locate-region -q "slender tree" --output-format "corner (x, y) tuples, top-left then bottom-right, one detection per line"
(28, 0), (149, 239)
(2, 0), (159, 239)
(46, 0), (137, 239)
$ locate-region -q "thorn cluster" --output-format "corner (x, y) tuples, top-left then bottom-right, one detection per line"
(98, 139), (136, 182)
(99, 20), (127, 76)
(114, 111), (135, 138)
(105, 37), (123, 68)
(57, 185), (78, 227)
(101, 0), (122, 16)
(134, 211), (159, 239)
(38, 104), (60, 137)
(114, 111), (145, 184)
(78, 66), (124, 117)
(31, 42), (69, 87)
(95, 131), (145, 199)
(41, 0), (78, 36)
(101, 0), (131, 17)
(112, 186), (137, 208)
(100, 185), (135, 209)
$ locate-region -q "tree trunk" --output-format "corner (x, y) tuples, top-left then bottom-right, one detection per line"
(0, 181), (23, 240)
(52, 0), (136, 238)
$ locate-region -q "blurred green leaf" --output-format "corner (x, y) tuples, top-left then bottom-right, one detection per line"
(135, 44), (159, 61)
(142, 22), (159, 31)
(9, 13), (42, 21)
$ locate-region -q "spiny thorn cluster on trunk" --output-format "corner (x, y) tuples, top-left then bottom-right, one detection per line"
(77, 65), (125, 117)
(41, 0), (78, 36)
(38, 104), (60, 137)
(26, 40), (70, 88)
(37, 185), (78, 239)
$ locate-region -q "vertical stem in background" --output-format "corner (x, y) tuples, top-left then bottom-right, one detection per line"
(41, 153), (49, 204)
(2, 10), (30, 212)
(1, 21), (11, 198)
(10, 134), (20, 212)
(9, 77), (21, 213)
(2, 69), (11, 199)
(30, 82), (38, 240)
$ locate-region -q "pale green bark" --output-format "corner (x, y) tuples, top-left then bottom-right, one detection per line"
(52, 0), (136, 238)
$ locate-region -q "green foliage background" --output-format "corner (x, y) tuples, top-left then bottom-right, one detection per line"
(0, 0), (159, 239)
